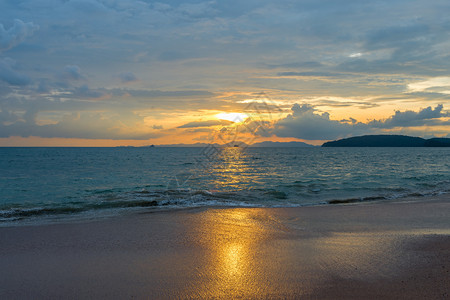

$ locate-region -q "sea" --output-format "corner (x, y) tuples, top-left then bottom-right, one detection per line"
(1, 146), (449, 226)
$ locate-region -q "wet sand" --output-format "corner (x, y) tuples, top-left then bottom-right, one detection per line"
(0, 197), (449, 299)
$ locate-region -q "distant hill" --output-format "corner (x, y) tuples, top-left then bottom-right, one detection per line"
(424, 138), (450, 147)
(144, 141), (314, 147)
(251, 141), (315, 147)
(144, 142), (219, 148)
(150, 142), (249, 148)
(322, 135), (450, 147)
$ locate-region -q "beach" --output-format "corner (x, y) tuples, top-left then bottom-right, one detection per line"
(1, 196), (449, 299)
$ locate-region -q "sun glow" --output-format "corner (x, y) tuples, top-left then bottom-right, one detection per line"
(216, 112), (248, 123)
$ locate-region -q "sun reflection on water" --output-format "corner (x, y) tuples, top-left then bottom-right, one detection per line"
(209, 147), (253, 190)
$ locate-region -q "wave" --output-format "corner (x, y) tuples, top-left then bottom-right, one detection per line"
(327, 189), (448, 205)
(328, 196), (386, 205)
(1, 184), (448, 225)
(0, 189), (259, 223)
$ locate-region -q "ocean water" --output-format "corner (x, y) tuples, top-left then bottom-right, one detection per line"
(1, 147), (449, 225)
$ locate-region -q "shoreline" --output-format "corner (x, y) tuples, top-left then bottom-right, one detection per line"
(0, 196), (449, 299)
(2, 192), (448, 228)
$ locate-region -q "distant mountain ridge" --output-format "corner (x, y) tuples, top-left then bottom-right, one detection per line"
(140, 141), (314, 147)
(322, 135), (450, 147)
(251, 141), (314, 147)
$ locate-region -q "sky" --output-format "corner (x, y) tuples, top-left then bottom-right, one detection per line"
(0, 0), (450, 146)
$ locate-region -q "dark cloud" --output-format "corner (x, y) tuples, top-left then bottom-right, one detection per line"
(0, 81), (12, 96)
(0, 111), (162, 140)
(67, 0), (109, 14)
(71, 84), (107, 99)
(158, 51), (200, 62)
(314, 99), (378, 109)
(118, 72), (138, 83)
(0, 19), (39, 51)
(0, 57), (31, 85)
(265, 61), (324, 69)
(334, 17), (450, 76)
(62, 65), (84, 81)
(177, 1), (218, 19)
(369, 105), (448, 128)
(405, 92), (450, 100)
(365, 24), (430, 51)
(277, 71), (353, 78)
(336, 58), (416, 75)
(0, 105), (18, 123)
(109, 88), (213, 98)
(177, 119), (233, 128)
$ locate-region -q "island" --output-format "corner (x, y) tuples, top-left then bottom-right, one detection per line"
(322, 135), (450, 147)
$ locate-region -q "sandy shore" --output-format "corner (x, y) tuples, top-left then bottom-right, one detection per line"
(1, 197), (449, 299)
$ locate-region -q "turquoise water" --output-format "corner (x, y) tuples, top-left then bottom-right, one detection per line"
(1, 147), (449, 225)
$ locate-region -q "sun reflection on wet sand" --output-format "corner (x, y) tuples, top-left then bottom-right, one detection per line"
(177, 204), (440, 299)
(186, 208), (282, 298)
(222, 242), (244, 277)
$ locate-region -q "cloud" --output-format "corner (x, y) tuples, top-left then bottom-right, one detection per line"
(40, 84), (108, 100)
(0, 19), (39, 52)
(365, 24), (430, 51)
(0, 81), (12, 96)
(67, 0), (108, 14)
(118, 72), (138, 83)
(277, 71), (352, 78)
(270, 104), (369, 140)
(265, 103), (449, 140)
(369, 105), (448, 128)
(158, 50), (201, 62)
(349, 53), (362, 58)
(334, 17), (450, 76)
(0, 111), (162, 140)
(0, 106), (18, 123)
(63, 65), (84, 81)
(265, 61), (324, 69)
(407, 77), (450, 94)
(0, 58), (31, 86)
(177, 1), (218, 18)
(182, 128), (214, 134)
(177, 119), (233, 128)
(110, 88), (213, 98)
(71, 84), (107, 99)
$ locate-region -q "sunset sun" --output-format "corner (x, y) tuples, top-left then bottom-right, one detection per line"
(216, 112), (249, 123)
